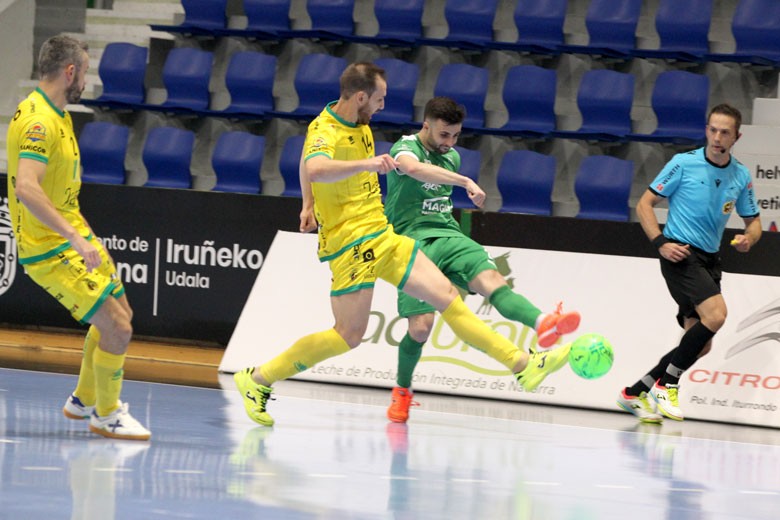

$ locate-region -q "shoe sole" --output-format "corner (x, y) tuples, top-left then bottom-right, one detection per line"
(234, 371), (275, 427)
(655, 406), (684, 421)
(89, 424), (151, 441)
(537, 313), (581, 348)
(387, 409), (409, 423)
(616, 401), (663, 424)
(63, 407), (91, 420)
(650, 393), (684, 421)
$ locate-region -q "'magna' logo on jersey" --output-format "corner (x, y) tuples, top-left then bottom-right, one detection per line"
(422, 197), (452, 214)
(24, 123), (46, 142)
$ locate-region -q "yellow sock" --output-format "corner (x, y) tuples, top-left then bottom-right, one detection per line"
(260, 328), (351, 384)
(441, 295), (525, 371)
(93, 348), (126, 417)
(73, 326), (100, 405)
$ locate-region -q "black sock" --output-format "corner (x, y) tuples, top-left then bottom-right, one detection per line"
(659, 322), (715, 387)
(626, 348), (675, 396)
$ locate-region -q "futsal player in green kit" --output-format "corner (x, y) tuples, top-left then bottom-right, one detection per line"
(383, 97), (581, 423)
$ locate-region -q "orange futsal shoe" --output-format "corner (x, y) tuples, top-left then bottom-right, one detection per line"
(536, 302), (581, 349)
(387, 387), (420, 423)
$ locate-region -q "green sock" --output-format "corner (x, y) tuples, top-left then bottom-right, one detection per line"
(489, 285), (542, 328)
(396, 333), (424, 388)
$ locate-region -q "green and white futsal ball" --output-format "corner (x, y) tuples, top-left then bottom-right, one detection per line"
(568, 333), (614, 379)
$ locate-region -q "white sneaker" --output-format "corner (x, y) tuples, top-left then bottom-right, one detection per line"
(650, 381), (684, 421)
(63, 393), (95, 420)
(89, 402), (151, 441)
(616, 389), (663, 423)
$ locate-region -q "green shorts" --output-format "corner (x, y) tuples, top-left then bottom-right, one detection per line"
(397, 235), (496, 318)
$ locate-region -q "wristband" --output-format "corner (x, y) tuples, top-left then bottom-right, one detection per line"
(651, 234), (669, 249)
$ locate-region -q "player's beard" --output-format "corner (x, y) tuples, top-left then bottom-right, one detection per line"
(356, 104), (373, 125)
(65, 81), (83, 105)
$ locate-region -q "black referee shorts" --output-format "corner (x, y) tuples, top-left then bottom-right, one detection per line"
(659, 245), (722, 328)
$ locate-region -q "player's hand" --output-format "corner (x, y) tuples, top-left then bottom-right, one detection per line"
(659, 242), (691, 263)
(71, 235), (101, 272)
(299, 207), (318, 233)
(465, 179), (486, 208)
(371, 154), (400, 175)
(730, 235), (751, 253)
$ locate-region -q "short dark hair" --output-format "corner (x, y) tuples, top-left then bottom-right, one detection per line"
(423, 97), (466, 126)
(340, 62), (386, 99)
(708, 103), (742, 133)
(38, 35), (89, 81)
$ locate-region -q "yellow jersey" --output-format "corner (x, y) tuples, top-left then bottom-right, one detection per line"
(304, 102), (386, 261)
(6, 88), (90, 264)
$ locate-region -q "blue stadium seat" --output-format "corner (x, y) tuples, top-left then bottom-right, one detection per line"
(160, 47), (213, 112)
(371, 58), (418, 127)
(242, 0), (291, 35)
(149, 0), (227, 35)
(706, 0), (780, 66)
(574, 155), (634, 222)
(442, 0), (498, 48)
(628, 71), (708, 145)
(372, 0), (423, 44)
(272, 54), (346, 119)
(491, 0), (566, 54)
(631, 0), (712, 62)
(142, 127), (195, 189)
(557, 0), (642, 58)
(433, 64), (488, 131)
(79, 122), (129, 185)
(450, 146), (480, 209)
(180, 0), (227, 31)
(85, 43), (147, 107)
(212, 131), (265, 193)
(279, 135), (305, 197)
(222, 51), (277, 116)
(280, 0), (354, 39)
(486, 64), (556, 137)
(553, 69), (634, 142)
(496, 150), (556, 215)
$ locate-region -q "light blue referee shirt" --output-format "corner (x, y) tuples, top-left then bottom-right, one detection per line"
(649, 147), (759, 253)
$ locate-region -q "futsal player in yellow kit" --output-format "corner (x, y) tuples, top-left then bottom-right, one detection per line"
(234, 62), (573, 426)
(6, 35), (149, 440)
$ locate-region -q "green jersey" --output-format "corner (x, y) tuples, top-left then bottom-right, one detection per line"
(384, 134), (463, 240)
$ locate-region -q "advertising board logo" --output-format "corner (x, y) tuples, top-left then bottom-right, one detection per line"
(0, 198), (18, 296)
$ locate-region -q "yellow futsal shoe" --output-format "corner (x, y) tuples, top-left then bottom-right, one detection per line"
(234, 368), (275, 427)
(515, 342), (572, 392)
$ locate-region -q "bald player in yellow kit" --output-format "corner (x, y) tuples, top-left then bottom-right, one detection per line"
(7, 35), (149, 440)
(234, 62), (573, 426)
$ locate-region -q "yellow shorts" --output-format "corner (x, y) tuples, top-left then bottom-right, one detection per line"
(328, 228), (419, 296)
(23, 238), (124, 324)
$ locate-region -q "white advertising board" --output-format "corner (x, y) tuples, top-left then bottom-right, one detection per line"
(222, 231), (780, 428)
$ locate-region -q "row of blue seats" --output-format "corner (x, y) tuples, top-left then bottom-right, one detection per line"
(83, 45), (709, 144)
(80, 122), (635, 221)
(150, 0), (780, 66)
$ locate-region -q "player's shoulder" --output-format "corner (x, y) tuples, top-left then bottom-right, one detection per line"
(672, 147), (702, 165)
(730, 155), (749, 172)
